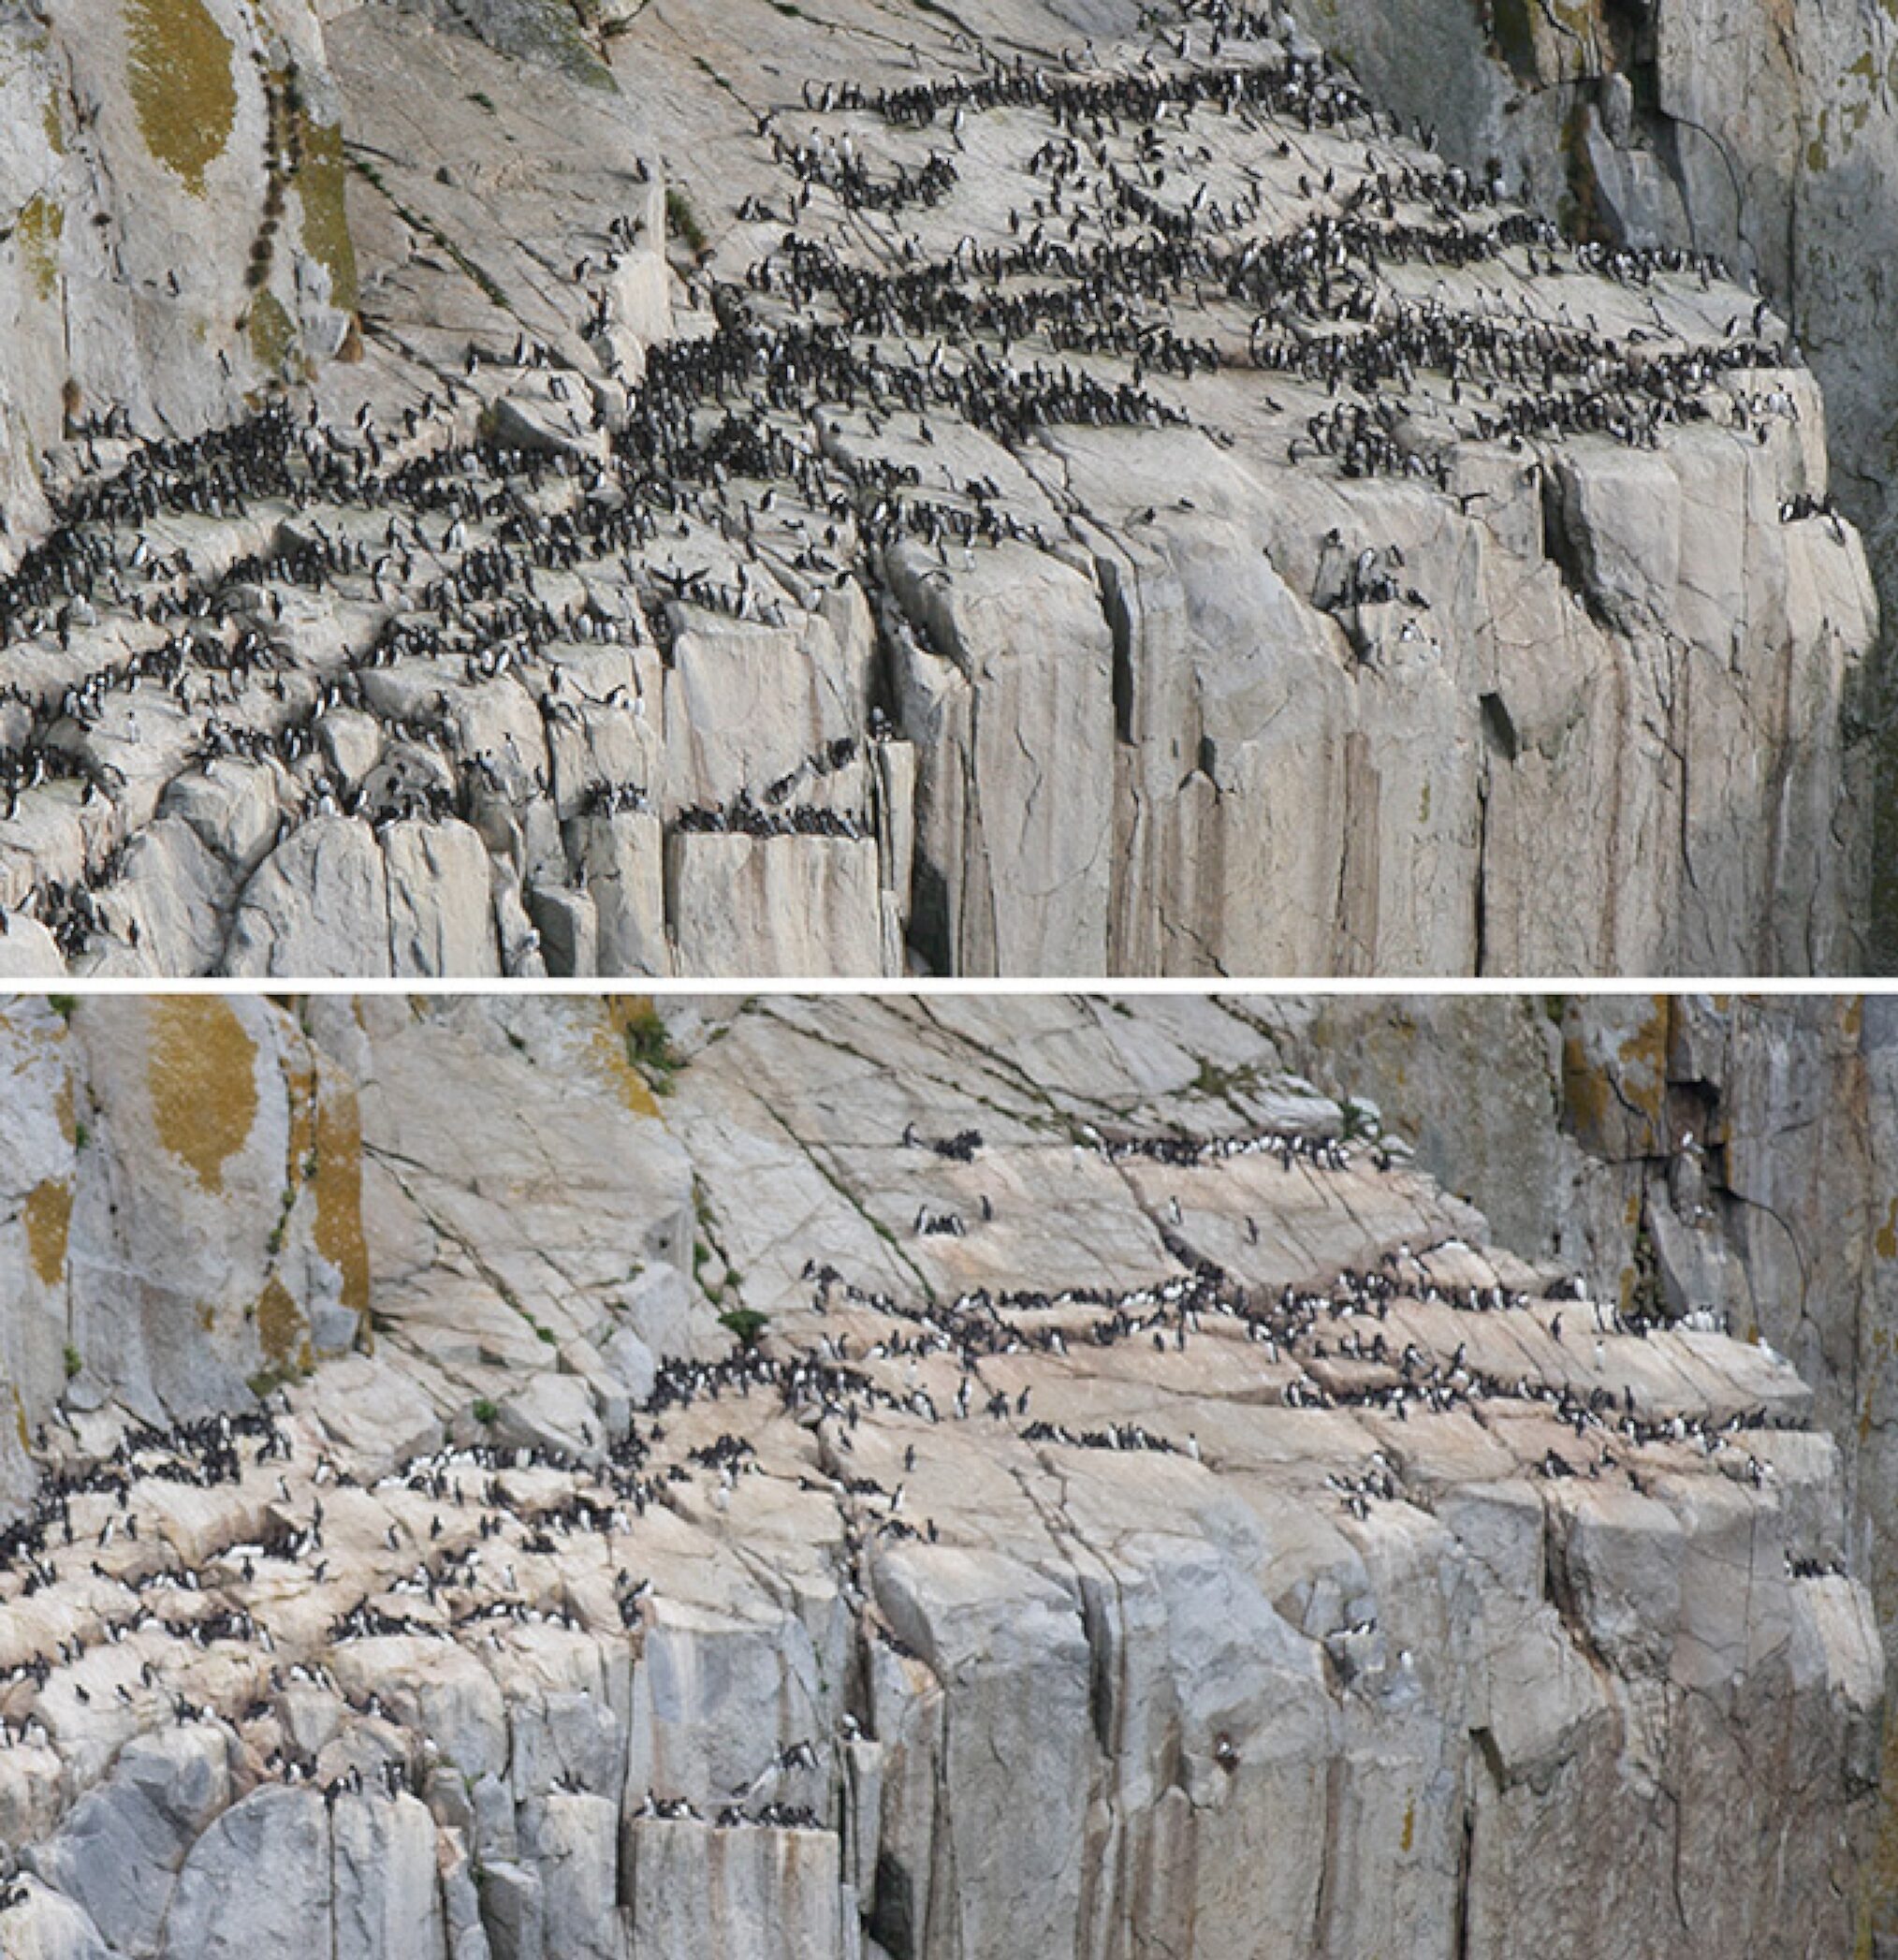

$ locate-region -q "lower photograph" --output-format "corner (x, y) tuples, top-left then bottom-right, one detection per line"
(0, 991), (1889, 1958)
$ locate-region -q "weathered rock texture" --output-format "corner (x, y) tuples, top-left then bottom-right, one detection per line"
(0, 0), (1878, 975)
(0, 993), (1884, 1955)
(1239, 993), (1898, 1946)
(1281, 0), (1898, 958)
(0, 0), (359, 548)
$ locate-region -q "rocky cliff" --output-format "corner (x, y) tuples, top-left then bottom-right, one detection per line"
(1281, 0), (1898, 960)
(1242, 993), (1898, 1946)
(0, 0), (1878, 978)
(0, 993), (1884, 1956)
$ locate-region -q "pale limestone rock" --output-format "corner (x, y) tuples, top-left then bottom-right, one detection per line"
(0, 1881), (114, 1960)
(157, 1785), (333, 1960)
(0, 0), (1873, 978)
(66, 995), (296, 1424)
(0, 1001), (1886, 1958)
(28, 1727), (231, 1958)
(493, 1371), (607, 1459)
(666, 834), (885, 978)
(83, 817), (232, 977)
(527, 1792), (624, 1960)
(317, 711), (385, 792)
(573, 812), (669, 977)
(333, 1792), (446, 1960)
(525, 882), (597, 978)
(477, 1862), (544, 1960)
(305, 1353), (445, 1478)
(161, 763), (284, 880)
(0, 0), (355, 520)
(663, 609), (871, 816)
(0, 915), (66, 977)
(330, 1640), (508, 1783)
(384, 819), (501, 977)
(488, 386), (608, 462)
(887, 539), (1114, 977)
(226, 818), (393, 979)
(627, 1820), (844, 1960)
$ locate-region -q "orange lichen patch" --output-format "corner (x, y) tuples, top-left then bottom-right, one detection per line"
(1559, 1029), (1612, 1144)
(597, 1001), (663, 1119)
(22, 1178), (71, 1288)
(1399, 1799), (1414, 1854)
(1559, 999), (1670, 1153)
(255, 1274), (308, 1369)
(314, 1087), (369, 1315)
(12, 1385), (28, 1456)
(122, 0), (237, 197)
(148, 998), (258, 1192)
(1614, 1000), (1670, 1126)
(54, 1073), (75, 1145)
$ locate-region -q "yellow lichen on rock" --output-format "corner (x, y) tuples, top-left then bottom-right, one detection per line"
(122, 0), (238, 197)
(1613, 1002), (1671, 1127)
(597, 1001), (663, 1119)
(314, 1087), (369, 1315)
(297, 118), (358, 314)
(254, 1273), (309, 1370)
(147, 998), (258, 1192)
(22, 1178), (70, 1287)
(18, 195), (63, 302)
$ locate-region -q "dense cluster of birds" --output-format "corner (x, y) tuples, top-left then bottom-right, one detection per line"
(0, 0), (1814, 970)
(1102, 1125), (1354, 1169)
(675, 795), (869, 840)
(0, 1097), (1845, 1922)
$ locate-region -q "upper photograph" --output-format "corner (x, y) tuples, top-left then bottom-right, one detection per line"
(0, 0), (1887, 979)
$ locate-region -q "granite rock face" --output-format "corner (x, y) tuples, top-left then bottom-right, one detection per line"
(1283, 0), (1898, 953)
(0, 0), (1878, 975)
(0, 0), (358, 550)
(1248, 993), (1898, 1945)
(0, 994), (1884, 1955)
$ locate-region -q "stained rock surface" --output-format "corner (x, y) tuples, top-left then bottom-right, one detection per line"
(0, 994), (1883, 1956)
(1280, 0), (1898, 954)
(1247, 991), (1898, 1944)
(0, 0), (1878, 975)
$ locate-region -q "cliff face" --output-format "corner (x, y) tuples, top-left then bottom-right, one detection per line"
(1283, 0), (1898, 958)
(1250, 994), (1898, 1942)
(0, 0), (1878, 978)
(0, 0), (358, 547)
(0, 995), (1884, 1958)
